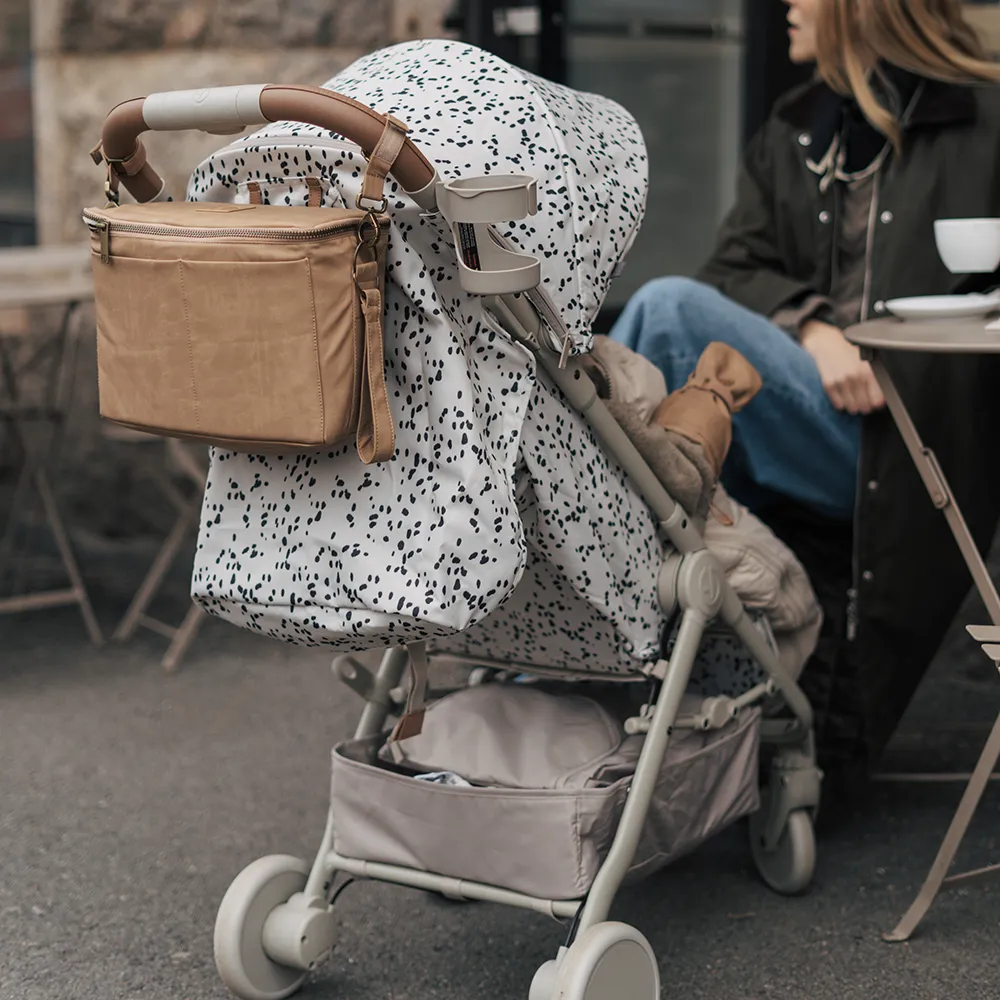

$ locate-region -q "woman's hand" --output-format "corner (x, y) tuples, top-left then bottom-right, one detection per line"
(800, 319), (886, 415)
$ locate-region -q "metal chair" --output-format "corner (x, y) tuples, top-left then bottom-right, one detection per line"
(106, 430), (209, 672)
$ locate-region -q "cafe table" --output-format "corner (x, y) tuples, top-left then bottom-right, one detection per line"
(844, 314), (1000, 942)
(0, 244), (102, 643)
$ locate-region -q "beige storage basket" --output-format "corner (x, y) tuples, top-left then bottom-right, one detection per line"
(330, 696), (760, 901)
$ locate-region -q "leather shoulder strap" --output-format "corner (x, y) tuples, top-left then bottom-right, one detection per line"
(359, 116), (410, 207)
(354, 254), (395, 464)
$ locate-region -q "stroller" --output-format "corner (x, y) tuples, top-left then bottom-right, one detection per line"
(92, 39), (821, 1000)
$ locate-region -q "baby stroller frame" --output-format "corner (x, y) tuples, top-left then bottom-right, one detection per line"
(92, 83), (822, 1000)
(211, 290), (822, 1000)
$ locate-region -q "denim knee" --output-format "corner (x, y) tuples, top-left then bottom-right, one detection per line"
(625, 276), (719, 352)
(633, 275), (709, 305)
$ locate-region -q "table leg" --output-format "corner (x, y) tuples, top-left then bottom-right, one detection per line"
(0, 323), (103, 645)
(43, 302), (80, 469)
(883, 711), (1000, 942)
(33, 466), (103, 645)
(0, 332), (20, 463)
(869, 353), (1000, 942)
(870, 355), (1000, 622)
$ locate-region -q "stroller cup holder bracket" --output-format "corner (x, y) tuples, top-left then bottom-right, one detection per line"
(436, 174), (538, 223)
(437, 174), (542, 295)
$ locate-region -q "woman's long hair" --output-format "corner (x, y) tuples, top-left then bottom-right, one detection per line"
(816, 0), (1000, 147)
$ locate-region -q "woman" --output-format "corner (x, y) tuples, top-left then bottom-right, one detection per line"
(612, 0), (1000, 775)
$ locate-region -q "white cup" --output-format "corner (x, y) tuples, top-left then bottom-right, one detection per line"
(933, 218), (1000, 274)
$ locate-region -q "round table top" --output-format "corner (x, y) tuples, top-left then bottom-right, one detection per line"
(845, 316), (1000, 353)
(0, 279), (94, 311)
(0, 244), (93, 311)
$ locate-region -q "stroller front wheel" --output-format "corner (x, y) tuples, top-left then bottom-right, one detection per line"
(214, 854), (313, 1000)
(530, 922), (660, 1000)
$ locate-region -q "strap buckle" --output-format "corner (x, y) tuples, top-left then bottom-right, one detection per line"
(353, 208), (382, 284)
(355, 194), (388, 213)
(389, 642), (428, 743)
(92, 139), (129, 207)
(101, 141), (141, 167)
(104, 163), (120, 207)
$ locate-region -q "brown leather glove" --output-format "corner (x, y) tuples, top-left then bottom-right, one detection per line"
(651, 342), (762, 477)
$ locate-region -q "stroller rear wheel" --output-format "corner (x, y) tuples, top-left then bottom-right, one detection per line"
(749, 806), (816, 895)
(214, 854), (315, 1000)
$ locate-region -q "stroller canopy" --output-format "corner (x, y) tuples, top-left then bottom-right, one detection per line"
(190, 38), (648, 355)
(189, 41), (656, 651)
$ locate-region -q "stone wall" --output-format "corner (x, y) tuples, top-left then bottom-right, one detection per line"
(1, 0), (34, 227)
(32, 0), (453, 244)
(15, 0), (452, 544)
(0, 0), (30, 63)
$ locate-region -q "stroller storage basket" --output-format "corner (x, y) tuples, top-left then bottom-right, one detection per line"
(330, 707), (760, 901)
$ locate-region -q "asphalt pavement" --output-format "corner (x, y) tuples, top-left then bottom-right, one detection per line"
(2, 538), (999, 1000)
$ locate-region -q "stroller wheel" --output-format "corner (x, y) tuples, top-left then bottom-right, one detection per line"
(530, 922), (659, 1000)
(749, 807), (816, 896)
(214, 854), (312, 1000)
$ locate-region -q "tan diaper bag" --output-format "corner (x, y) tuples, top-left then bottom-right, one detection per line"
(83, 85), (436, 462)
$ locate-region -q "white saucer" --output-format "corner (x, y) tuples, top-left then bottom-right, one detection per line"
(885, 292), (1000, 321)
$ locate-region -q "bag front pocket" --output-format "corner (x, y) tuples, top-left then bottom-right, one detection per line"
(94, 253), (333, 446)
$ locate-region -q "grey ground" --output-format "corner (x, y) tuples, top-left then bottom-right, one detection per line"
(3, 533), (1000, 1000)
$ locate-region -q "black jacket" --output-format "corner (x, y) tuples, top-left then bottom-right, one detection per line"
(697, 76), (1000, 761)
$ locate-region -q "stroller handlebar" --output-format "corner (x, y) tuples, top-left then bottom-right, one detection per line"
(142, 84), (270, 134)
(97, 84), (438, 208)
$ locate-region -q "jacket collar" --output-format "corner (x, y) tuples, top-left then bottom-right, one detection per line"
(777, 74), (976, 132)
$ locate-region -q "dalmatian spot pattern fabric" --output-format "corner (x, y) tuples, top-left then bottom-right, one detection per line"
(187, 40), (653, 654)
(186, 38), (762, 688)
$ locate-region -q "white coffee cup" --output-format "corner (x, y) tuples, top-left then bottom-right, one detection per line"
(934, 218), (1000, 274)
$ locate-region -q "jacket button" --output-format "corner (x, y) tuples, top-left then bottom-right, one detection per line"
(867, 480), (879, 492)
(874, 300), (886, 313)
(862, 570), (874, 582)
(798, 133), (812, 147)
(818, 210), (830, 224)
(880, 210), (893, 224)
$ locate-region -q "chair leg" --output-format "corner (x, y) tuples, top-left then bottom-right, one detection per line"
(160, 602), (206, 674)
(0, 307), (101, 644)
(0, 459), (32, 576)
(113, 506), (196, 642)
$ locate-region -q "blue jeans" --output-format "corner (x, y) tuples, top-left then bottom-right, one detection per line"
(609, 277), (859, 520)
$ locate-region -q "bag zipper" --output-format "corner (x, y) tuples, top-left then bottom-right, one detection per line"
(82, 211), (360, 263)
(86, 217), (111, 262)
